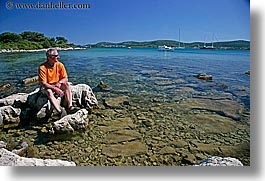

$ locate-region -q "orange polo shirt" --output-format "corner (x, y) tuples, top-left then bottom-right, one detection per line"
(38, 62), (67, 84)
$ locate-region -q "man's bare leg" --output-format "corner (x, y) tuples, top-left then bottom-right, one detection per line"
(46, 89), (61, 112)
(61, 82), (72, 109)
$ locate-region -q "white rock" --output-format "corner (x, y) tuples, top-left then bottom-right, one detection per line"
(0, 148), (76, 166)
(70, 84), (98, 109)
(52, 109), (89, 134)
(0, 93), (28, 106)
(194, 156), (243, 166)
(0, 106), (21, 125)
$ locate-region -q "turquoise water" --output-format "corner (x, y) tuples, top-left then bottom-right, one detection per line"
(0, 48), (250, 108)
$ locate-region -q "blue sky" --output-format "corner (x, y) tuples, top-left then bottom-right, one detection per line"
(0, 0), (250, 45)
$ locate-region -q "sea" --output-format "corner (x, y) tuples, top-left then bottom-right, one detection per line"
(0, 48), (251, 166)
(0, 48), (250, 109)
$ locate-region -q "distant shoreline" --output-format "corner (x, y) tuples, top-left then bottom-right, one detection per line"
(0, 40), (250, 54)
(88, 40), (250, 50)
(0, 46), (250, 54)
(0, 32), (250, 52)
(0, 47), (86, 54)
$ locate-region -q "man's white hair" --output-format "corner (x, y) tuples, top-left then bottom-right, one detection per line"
(46, 48), (57, 57)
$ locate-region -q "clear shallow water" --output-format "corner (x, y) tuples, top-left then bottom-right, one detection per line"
(0, 48), (251, 166)
(0, 48), (250, 108)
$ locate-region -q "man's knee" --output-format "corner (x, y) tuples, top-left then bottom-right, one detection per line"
(65, 82), (70, 88)
(62, 82), (71, 91)
(46, 89), (54, 97)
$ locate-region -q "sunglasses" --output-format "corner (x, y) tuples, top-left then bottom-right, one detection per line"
(51, 54), (59, 58)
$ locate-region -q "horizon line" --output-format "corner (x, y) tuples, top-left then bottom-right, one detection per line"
(78, 39), (250, 45)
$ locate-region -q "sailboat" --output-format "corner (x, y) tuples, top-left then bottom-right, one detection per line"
(158, 45), (174, 51)
(173, 28), (185, 50)
(200, 33), (216, 49)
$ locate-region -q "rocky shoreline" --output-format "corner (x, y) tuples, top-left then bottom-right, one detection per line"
(0, 83), (250, 166)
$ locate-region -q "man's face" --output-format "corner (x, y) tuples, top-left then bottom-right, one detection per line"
(49, 50), (60, 62)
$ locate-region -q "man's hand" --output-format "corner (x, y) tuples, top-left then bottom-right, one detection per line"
(55, 82), (62, 89)
(53, 86), (64, 97)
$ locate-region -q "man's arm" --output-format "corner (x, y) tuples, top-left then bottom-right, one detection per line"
(58, 77), (68, 84)
(54, 77), (68, 88)
(40, 81), (64, 97)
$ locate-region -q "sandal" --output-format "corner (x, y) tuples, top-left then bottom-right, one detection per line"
(67, 106), (80, 114)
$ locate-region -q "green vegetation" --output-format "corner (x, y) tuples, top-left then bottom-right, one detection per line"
(0, 32), (74, 50)
(0, 31), (250, 51)
(91, 40), (250, 50)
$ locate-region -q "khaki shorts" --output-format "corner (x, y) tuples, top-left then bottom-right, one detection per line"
(40, 85), (64, 98)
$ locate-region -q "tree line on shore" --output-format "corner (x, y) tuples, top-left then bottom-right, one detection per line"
(0, 32), (74, 50)
(91, 40), (250, 50)
(0, 31), (250, 51)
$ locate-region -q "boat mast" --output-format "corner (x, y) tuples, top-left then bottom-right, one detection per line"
(178, 28), (181, 47)
(211, 33), (214, 48)
(203, 34), (206, 47)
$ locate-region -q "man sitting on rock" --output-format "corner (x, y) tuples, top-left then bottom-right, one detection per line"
(38, 48), (79, 117)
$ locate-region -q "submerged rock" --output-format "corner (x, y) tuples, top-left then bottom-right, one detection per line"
(179, 98), (245, 121)
(22, 76), (38, 85)
(93, 81), (111, 92)
(245, 71), (250, 76)
(159, 146), (176, 155)
(103, 130), (141, 144)
(97, 117), (136, 132)
(195, 73), (213, 80)
(102, 141), (148, 158)
(103, 96), (129, 109)
(0, 84), (11, 92)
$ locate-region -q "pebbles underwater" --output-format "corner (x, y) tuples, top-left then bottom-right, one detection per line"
(0, 49), (250, 166)
(0, 75), (250, 166)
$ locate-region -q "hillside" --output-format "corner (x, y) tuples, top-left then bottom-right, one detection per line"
(0, 31), (250, 51)
(90, 40), (250, 50)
